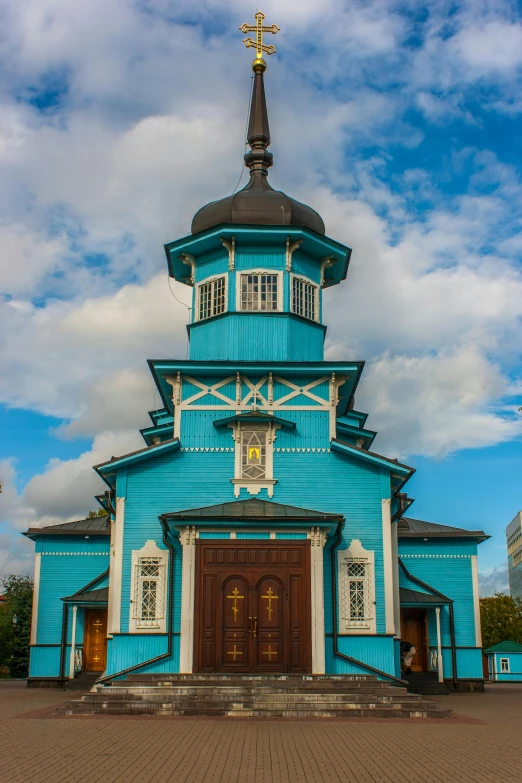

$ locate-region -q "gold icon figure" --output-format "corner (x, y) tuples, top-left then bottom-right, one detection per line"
(226, 586), (244, 622)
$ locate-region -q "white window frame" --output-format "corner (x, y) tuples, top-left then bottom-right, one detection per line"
(500, 657), (510, 673)
(229, 420), (280, 498)
(290, 273), (320, 322)
(129, 540), (168, 633)
(196, 273), (228, 322)
(235, 270), (283, 313)
(338, 539), (376, 634)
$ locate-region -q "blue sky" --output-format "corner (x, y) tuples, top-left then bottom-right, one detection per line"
(0, 0), (521, 592)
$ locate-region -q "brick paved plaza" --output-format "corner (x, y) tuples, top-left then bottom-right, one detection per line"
(1, 681), (521, 782)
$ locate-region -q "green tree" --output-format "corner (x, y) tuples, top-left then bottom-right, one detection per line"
(0, 575), (33, 678)
(480, 592), (522, 649)
(87, 509), (107, 518)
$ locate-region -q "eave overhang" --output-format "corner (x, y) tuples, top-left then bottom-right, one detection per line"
(94, 438), (180, 488)
(148, 360), (364, 419)
(335, 419), (376, 448)
(213, 411), (296, 430)
(140, 422), (175, 445)
(330, 439), (415, 483)
(164, 224), (351, 289)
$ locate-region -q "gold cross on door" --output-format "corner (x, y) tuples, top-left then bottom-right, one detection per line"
(227, 645), (243, 661)
(226, 586), (244, 622)
(262, 645), (277, 660)
(261, 586), (279, 620)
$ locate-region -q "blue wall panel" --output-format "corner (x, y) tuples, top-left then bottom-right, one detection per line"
(29, 646), (62, 678)
(325, 635), (395, 677)
(106, 634), (180, 676)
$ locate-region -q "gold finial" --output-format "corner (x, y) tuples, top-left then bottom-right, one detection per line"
(239, 10), (280, 72)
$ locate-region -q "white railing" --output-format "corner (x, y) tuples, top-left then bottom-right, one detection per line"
(429, 649), (438, 672)
(74, 647), (83, 674)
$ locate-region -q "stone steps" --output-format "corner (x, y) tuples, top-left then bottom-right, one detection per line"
(62, 674), (452, 719)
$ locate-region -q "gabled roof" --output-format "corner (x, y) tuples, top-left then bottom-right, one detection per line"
(24, 516), (110, 539)
(62, 587), (108, 603)
(398, 517), (489, 542)
(213, 411), (296, 429)
(330, 439), (414, 482)
(161, 498), (343, 521)
(94, 438), (180, 485)
(483, 640), (522, 654)
(399, 588), (448, 605)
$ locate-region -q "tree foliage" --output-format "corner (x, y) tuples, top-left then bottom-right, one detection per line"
(0, 574), (33, 678)
(480, 592), (522, 650)
(87, 508), (107, 518)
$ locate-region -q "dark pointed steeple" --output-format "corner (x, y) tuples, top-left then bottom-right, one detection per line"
(190, 23), (325, 236)
(243, 63), (273, 178)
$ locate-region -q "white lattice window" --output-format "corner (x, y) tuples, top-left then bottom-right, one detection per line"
(197, 275), (226, 321)
(292, 276), (318, 321)
(500, 658), (510, 673)
(130, 541), (168, 632)
(338, 540), (376, 634)
(241, 428), (267, 479)
(239, 273), (280, 311)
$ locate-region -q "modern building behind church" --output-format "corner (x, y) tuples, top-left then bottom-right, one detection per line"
(24, 24), (489, 694)
(507, 511), (522, 601)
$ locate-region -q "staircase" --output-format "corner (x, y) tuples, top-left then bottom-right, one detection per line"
(64, 672), (100, 691)
(405, 672), (449, 696)
(63, 674), (452, 718)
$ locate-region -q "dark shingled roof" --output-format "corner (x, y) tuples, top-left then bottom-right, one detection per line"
(483, 640), (522, 654)
(161, 498), (342, 521)
(399, 588), (448, 605)
(63, 587), (108, 603)
(398, 517), (488, 542)
(24, 516), (110, 539)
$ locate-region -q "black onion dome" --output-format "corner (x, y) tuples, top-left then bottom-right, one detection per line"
(191, 64), (325, 236)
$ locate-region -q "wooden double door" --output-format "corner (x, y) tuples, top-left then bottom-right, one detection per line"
(194, 541), (311, 673)
(400, 608), (428, 672)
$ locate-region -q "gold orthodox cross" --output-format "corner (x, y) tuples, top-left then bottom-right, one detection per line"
(93, 619), (103, 634)
(240, 11), (280, 66)
(262, 645), (276, 660)
(227, 645), (243, 661)
(227, 586), (244, 622)
(261, 586), (278, 620)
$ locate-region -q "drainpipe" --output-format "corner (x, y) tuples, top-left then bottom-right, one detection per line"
(331, 519), (407, 687)
(59, 603), (68, 685)
(95, 518), (176, 686)
(448, 603), (458, 689)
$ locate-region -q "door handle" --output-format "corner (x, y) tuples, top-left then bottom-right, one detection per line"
(253, 617), (257, 638)
(248, 616), (252, 635)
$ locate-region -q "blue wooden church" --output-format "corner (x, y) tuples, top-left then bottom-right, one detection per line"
(25, 20), (489, 700)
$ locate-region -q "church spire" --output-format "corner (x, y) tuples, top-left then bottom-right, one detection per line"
(240, 11), (280, 178)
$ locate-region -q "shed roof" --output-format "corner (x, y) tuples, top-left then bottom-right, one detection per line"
(161, 498), (343, 521)
(483, 640), (522, 654)
(24, 516), (110, 539)
(399, 588), (448, 605)
(398, 517), (488, 542)
(62, 587), (108, 603)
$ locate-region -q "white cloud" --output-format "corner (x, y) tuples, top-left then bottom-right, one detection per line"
(450, 21), (522, 75)
(479, 563), (509, 596)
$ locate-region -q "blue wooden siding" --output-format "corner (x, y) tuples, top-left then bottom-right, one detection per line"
(106, 634), (180, 676)
(29, 646), (62, 678)
(325, 635), (396, 677)
(188, 314), (324, 361)
(199, 532), (230, 539)
(237, 532), (270, 539)
(235, 248), (285, 270)
(441, 648), (483, 679)
(292, 253), (321, 284)
(276, 533), (307, 540)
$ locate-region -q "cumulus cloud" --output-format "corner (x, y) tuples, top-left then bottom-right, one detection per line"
(1, 0), (522, 573)
(479, 563), (510, 597)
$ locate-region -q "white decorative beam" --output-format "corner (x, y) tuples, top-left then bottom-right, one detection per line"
(221, 236), (235, 271)
(286, 237), (303, 272)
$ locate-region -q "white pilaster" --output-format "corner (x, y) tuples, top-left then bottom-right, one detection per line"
(391, 521), (401, 637)
(179, 525), (196, 673)
(381, 499), (395, 635)
(108, 497), (125, 635)
(310, 527), (327, 674)
(69, 605), (77, 679)
(471, 555), (482, 647)
(30, 553), (41, 645)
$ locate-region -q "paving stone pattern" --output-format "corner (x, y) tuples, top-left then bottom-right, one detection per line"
(1, 681), (522, 782)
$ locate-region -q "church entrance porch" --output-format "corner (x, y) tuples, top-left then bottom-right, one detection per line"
(193, 541), (311, 673)
(400, 608), (428, 673)
(83, 608), (108, 672)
